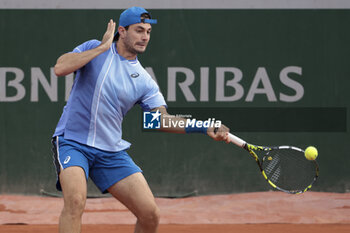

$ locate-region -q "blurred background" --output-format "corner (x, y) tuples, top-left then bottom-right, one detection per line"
(0, 0), (349, 197)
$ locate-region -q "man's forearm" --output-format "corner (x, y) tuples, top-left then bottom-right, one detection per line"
(54, 45), (107, 77)
(159, 114), (187, 134)
(150, 107), (229, 140)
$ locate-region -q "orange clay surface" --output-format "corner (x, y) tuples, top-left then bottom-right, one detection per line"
(1, 192), (350, 233)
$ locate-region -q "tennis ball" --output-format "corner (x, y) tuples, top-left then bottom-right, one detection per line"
(304, 146), (318, 160)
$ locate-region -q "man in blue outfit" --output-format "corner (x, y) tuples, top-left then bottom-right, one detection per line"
(52, 6), (229, 233)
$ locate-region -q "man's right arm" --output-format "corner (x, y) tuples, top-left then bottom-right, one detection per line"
(54, 19), (116, 77)
(54, 47), (105, 76)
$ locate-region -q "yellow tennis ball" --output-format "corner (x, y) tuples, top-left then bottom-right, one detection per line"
(305, 146), (318, 160)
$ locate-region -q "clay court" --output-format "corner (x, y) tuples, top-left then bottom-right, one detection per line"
(1, 191), (350, 233)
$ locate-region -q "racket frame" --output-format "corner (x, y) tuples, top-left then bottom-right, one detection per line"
(228, 133), (319, 194)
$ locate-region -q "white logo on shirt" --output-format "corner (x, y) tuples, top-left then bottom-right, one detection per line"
(63, 156), (71, 164)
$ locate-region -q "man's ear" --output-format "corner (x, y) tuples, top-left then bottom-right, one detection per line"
(118, 26), (126, 39)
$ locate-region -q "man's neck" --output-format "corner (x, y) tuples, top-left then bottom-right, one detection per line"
(115, 41), (137, 60)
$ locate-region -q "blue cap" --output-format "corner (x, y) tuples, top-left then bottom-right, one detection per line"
(114, 7), (157, 40)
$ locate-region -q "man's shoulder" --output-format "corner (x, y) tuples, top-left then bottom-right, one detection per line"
(83, 39), (101, 48)
(75, 39), (101, 52)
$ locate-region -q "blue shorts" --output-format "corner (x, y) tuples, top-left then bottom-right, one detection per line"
(51, 136), (142, 193)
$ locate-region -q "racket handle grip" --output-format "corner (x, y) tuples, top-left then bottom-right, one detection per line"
(228, 133), (246, 148)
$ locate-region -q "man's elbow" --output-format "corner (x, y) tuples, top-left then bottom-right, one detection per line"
(54, 63), (69, 77)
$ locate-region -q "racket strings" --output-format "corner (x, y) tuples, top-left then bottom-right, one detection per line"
(264, 155), (281, 183)
(262, 149), (317, 192)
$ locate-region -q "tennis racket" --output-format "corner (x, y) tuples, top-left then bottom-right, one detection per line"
(227, 132), (319, 194)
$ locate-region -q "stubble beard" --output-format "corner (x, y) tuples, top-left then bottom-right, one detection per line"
(124, 37), (147, 55)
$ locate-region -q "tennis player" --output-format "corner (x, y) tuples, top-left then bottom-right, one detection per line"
(52, 6), (229, 233)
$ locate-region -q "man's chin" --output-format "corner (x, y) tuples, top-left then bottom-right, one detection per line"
(135, 48), (146, 54)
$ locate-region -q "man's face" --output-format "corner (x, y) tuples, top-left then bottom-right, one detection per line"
(122, 23), (152, 55)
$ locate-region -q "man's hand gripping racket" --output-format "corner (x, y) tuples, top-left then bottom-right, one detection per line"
(219, 130), (319, 194)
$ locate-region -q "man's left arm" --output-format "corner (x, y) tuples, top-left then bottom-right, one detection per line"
(150, 106), (230, 142)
